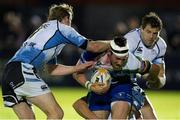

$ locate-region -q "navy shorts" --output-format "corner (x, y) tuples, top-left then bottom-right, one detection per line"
(110, 83), (133, 104)
(87, 91), (111, 111)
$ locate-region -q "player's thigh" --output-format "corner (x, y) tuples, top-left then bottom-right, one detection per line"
(27, 92), (63, 115)
(93, 110), (110, 119)
(111, 101), (131, 118)
(130, 109), (143, 119)
(13, 102), (35, 119)
(140, 96), (157, 119)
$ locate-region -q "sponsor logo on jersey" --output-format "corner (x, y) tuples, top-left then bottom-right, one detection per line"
(151, 49), (157, 55)
(41, 85), (48, 91)
(28, 42), (36, 47)
(136, 47), (143, 53)
(9, 82), (14, 88)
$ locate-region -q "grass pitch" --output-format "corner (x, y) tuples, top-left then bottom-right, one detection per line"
(0, 87), (180, 119)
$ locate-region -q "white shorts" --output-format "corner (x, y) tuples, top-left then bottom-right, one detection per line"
(2, 62), (51, 107)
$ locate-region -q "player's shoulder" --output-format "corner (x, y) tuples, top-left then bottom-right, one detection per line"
(125, 52), (141, 70)
(156, 36), (167, 49)
(46, 20), (58, 26)
(127, 52), (140, 65)
(125, 28), (140, 38)
(56, 20), (73, 30)
(124, 28), (141, 50)
(40, 20), (59, 31)
(124, 28), (141, 44)
(128, 52), (140, 61)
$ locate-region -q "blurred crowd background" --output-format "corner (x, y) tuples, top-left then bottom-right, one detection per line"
(0, 0), (179, 89)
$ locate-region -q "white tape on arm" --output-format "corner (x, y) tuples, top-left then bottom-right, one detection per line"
(85, 81), (92, 90)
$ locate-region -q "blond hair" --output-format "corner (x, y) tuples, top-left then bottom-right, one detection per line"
(48, 3), (73, 21)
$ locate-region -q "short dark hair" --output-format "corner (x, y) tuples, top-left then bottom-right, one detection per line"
(110, 35), (129, 56)
(141, 12), (162, 30)
(113, 35), (127, 47)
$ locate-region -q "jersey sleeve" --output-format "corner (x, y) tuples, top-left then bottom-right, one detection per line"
(80, 51), (100, 63)
(124, 30), (140, 53)
(47, 57), (57, 65)
(58, 23), (88, 49)
(125, 52), (141, 72)
(153, 39), (167, 64)
(125, 53), (152, 74)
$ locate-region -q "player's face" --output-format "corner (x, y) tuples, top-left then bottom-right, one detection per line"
(141, 24), (160, 47)
(61, 15), (72, 26)
(110, 53), (128, 70)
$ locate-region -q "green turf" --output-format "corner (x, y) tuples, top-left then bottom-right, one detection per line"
(0, 87), (180, 119)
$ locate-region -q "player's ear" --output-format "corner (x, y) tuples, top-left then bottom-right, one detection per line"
(107, 49), (111, 53)
(140, 25), (145, 30)
(107, 51), (112, 57)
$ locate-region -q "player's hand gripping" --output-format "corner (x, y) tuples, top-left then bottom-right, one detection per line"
(75, 61), (94, 73)
(90, 82), (110, 94)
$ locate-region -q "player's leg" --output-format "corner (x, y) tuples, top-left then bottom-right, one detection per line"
(131, 84), (145, 119)
(129, 109), (143, 120)
(93, 110), (110, 119)
(27, 92), (64, 119)
(111, 101), (131, 119)
(140, 96), (157, 119)
(110, 84), (133, 119)
(13, 102), (35, 119)
(16, 79), (63, 118)
(73, 96), (99, 119)
(88, 92), (111, 119)
(1, 62), (35, 119)
(13, 62), (63, 119)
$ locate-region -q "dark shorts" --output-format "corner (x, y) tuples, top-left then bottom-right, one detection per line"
(2, 62), (26, 107)
(132, 84), (145, 110)
(110, 83), (133, 104)
(111, 83), (145, 110)
(86, 83), (145, 111)
(87, 91), (111, 111)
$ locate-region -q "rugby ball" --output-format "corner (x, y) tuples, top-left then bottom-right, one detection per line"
(90, 68), (111, 85)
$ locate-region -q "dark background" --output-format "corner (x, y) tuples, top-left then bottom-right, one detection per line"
(0, 0), (179, 89)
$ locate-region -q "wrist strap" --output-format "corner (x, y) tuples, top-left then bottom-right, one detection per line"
(140, 60), (152, 75)
(85, 81), (92, 90)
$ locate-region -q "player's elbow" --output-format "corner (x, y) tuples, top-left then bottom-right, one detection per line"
(146, 77), (166, 89)
(158, 77), (166, 88)
(72, 101), (78, 110)
(46, 65), (57, 75)
(72, 99), (82, 111)
(87, 44), (100, 52)
(72, 73), (78, 81)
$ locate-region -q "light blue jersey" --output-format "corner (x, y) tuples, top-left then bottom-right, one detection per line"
(124, 28), (167, 64)
(9, 20), (87, 69)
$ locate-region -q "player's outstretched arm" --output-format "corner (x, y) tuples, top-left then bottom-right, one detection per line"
(86, 40), (111, 53)
(46, 61), (93, 76)
(73, 97), (99, 119)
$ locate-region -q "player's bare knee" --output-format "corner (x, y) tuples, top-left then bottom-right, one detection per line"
(20, 113), (35, 119)
(13, 103), (35, 119)
(46, 107), (64, 119)
(46, 111), (64, 119)
(72, 100), (80, 109)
